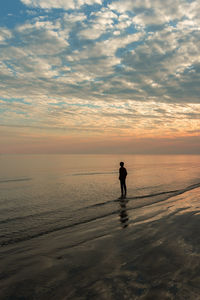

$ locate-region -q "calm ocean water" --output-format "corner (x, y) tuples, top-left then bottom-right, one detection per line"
(0, 154), (199, 247)
(1, 154), (200, 299)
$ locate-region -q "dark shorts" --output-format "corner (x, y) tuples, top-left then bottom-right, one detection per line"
(120, 179), (126, 184)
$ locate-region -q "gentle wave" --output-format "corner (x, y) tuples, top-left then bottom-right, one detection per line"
(71, 171), (117, 176)
(82, 182), (200, 210)
(0, 182), (199, 247)
(0, 178), (32, 184)
(0, 207), (63, 225)
(0, 211), (117, 246)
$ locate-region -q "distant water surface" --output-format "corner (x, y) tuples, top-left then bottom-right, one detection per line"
(0, 154), (199, 246)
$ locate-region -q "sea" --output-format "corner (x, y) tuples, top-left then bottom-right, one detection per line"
(0, 154), (200, 299)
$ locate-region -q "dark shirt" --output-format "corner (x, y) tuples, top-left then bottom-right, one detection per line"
(119, 167), (127, 181)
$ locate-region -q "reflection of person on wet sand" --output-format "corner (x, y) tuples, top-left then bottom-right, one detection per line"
(119, 162), (127, 199)
(119, 199), (129, 228)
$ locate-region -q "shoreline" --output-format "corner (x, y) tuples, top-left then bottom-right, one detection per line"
(1, 187), (200, 299)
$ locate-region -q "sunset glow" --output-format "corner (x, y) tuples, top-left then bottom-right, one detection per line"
(0, 0), (200, 153)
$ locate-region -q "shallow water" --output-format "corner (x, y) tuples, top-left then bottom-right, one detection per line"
(0, 154), (200, 299)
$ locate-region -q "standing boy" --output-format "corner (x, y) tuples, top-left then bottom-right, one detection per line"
(119, 162), (127, 198)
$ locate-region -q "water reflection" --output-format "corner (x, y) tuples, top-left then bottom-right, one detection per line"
(119, 199), (129, 228)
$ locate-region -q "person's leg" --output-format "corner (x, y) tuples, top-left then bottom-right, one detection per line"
(120, 180), (123, 197)
(124, 181), (127, 197)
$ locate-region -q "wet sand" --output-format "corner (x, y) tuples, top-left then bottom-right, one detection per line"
(1, 187), (200, 300)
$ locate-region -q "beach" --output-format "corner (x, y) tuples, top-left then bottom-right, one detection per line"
(0, 154), (200, 299)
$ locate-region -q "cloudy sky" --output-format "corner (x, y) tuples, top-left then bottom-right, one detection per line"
(0, 0), (200, 154)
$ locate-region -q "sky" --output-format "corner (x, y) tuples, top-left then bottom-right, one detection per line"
(0, 0), (200, 154)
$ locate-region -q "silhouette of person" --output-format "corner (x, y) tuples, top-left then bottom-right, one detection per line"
(119, 162), (127, 198)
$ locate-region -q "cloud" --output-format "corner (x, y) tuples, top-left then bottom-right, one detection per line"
(79, 7), (118, 39)
(16, 20), (69, 55)
(109, 0), (192, 22)
(0, 0), (200, 154)
(2, 1), (199, 105)
(0, 27), (12, 44)
(20, 0), (102, 10)
(1, 93), (199, 140)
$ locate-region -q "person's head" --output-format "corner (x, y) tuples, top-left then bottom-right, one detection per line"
(120, 162), (124, 167)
